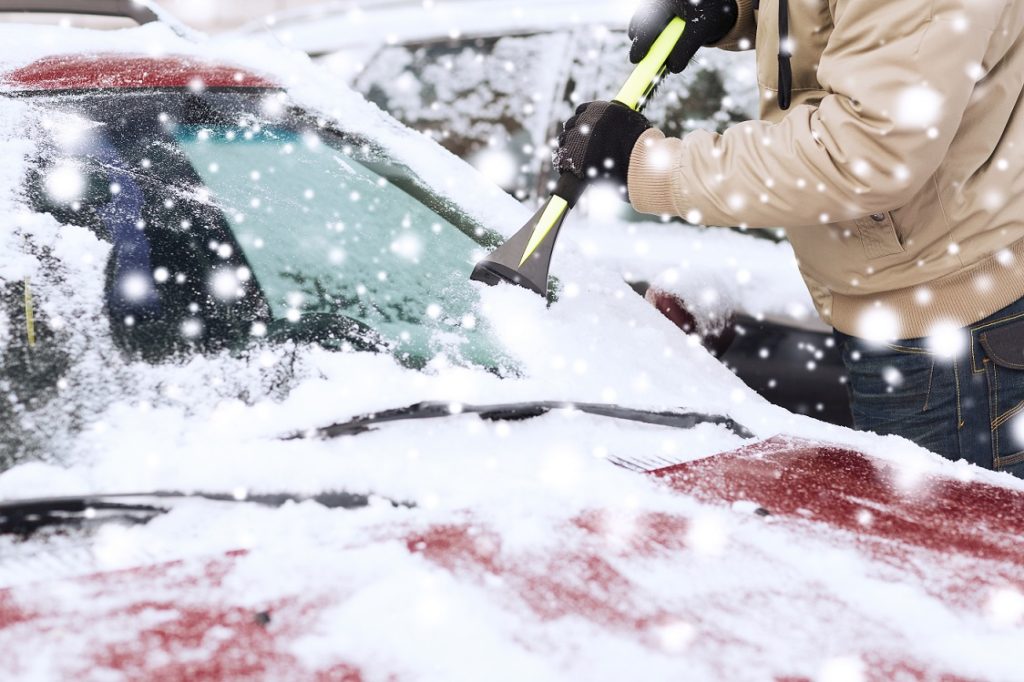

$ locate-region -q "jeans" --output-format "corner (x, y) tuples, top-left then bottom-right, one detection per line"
(835, 295), (1024, 479)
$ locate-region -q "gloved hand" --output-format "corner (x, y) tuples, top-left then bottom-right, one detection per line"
(553, 101), (652, 190)
(629, 0), (738, 73)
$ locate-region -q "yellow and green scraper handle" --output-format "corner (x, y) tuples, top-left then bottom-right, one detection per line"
(470, 17), (687, 296)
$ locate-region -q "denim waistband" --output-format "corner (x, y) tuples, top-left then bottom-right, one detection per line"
(833, 292), (1024, 365)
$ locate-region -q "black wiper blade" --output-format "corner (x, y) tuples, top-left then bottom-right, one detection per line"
(0, 495), (166, 538)
(294, 401), (754, 440)
(0, 490), (410, 537)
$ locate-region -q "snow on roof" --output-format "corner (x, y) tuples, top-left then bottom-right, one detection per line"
(237, 0), (638, 54)
(575, 217), (821, 334)
(3, 54), (278, 91)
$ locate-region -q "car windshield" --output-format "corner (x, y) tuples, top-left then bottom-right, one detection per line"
(27, 90), (508, 369)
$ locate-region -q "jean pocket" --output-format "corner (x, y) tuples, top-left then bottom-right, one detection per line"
(980, 320), (1024, 473)
(842, 341), (936, 430)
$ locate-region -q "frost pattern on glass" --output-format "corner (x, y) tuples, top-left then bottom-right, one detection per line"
(356, 32), (571, 199)
(177, 125), (503, 368)
(355, 29), (757, 207)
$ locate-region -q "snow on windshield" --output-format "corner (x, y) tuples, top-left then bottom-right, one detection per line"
(0, 18), (1005, 515)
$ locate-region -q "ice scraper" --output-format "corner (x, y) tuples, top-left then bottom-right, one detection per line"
(470, 17), (687, 296)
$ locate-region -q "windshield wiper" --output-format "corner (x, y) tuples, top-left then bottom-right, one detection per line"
(3, 405), (751, 538)
(293, 401), (754, 441)
(0, 490), (410, 538)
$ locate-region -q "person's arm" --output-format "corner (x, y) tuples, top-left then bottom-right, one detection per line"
(628, 0), (1001, 228)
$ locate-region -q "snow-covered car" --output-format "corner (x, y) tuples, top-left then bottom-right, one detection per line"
(0, 8), (1023, 682)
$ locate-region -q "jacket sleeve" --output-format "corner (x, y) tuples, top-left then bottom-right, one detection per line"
(708, 0), (757, 51)
(628, 0), (1000, 228)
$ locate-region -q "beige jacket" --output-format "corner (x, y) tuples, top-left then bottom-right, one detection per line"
(628, 0), (1024, 339)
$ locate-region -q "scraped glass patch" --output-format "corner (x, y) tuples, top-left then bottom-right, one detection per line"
(176, 124), (507, 369)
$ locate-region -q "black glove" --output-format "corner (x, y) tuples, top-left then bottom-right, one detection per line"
(629, 0), (738, 73)
(553, 101), (651, 190)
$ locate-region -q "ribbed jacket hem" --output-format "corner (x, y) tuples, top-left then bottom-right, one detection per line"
(628, 128), (690, 218)
(831, 237), (1024, 339)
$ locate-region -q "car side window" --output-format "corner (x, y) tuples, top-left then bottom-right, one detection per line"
(354, 32), (574, 201)
(24, 109), (268, 361)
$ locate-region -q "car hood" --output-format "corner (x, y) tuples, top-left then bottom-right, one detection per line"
(1, 436), (1023, 680)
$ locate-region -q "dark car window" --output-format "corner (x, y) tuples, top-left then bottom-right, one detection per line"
(24, 90), (509, 370)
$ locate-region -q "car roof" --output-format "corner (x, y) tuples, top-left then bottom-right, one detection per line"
(234, 0), (631, 56)
(2, 54), (279, 92)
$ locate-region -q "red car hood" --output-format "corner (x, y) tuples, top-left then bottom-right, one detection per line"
(1, 437), (1022, 680)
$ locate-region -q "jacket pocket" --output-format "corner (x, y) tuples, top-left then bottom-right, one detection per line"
(980, 319), (1024, 472)
(854, 212), (904, 260)
(754, 0), (781, 91)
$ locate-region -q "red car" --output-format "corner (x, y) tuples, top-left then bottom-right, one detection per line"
(0, 5), (1022, 681)
(2, 435), (1023, 679)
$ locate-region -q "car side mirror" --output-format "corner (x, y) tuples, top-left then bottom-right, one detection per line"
(644, 286), (736, 358)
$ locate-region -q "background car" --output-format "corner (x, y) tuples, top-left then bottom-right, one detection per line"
(240, 0), (758, 205)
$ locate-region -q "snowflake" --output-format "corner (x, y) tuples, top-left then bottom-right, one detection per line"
(895, 86), (943, 129)
(44, 163), (85, 203)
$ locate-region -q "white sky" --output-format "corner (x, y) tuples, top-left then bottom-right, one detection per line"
(162, 0), (339, 31)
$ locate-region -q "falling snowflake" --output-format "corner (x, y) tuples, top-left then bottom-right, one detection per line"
(44, 163), (85, 203)
(895, 86), (943, 129)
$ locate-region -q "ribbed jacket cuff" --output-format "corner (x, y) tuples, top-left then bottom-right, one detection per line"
(708, 0), (757, 51)
(627, 128), (690, 218)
